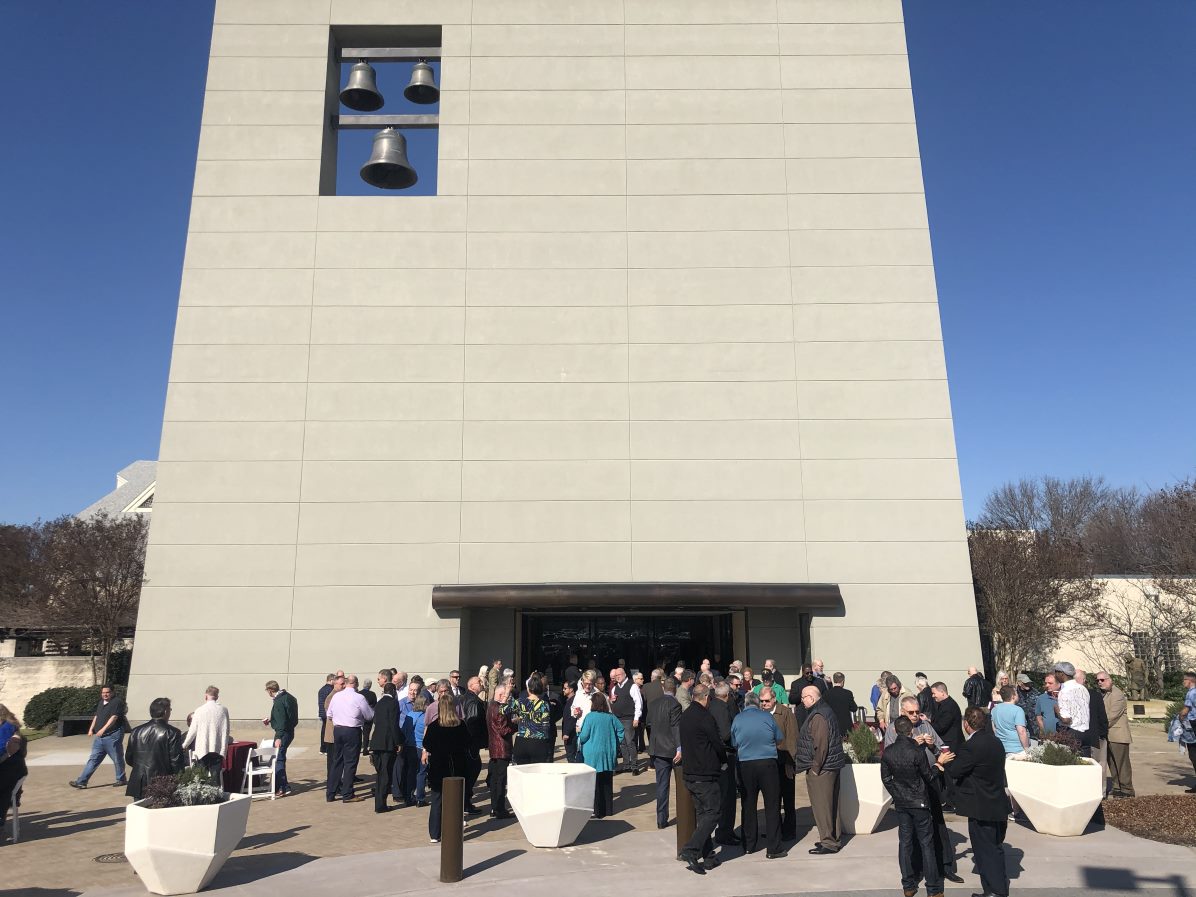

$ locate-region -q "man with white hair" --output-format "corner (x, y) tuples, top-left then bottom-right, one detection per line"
(610, 667), (643, 774)
(182, 686), (231, 782)
(1054, 661), (1090, 756)
(962, 666), (987, 709)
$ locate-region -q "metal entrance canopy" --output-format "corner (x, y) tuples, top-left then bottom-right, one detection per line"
(431, 582), (842, 611)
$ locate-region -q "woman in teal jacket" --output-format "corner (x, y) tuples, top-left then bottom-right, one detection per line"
(577, 692), (624, 818)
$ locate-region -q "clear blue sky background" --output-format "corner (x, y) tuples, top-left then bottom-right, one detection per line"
(1, 2), (1193, 524)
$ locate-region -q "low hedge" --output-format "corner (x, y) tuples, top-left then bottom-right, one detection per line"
(23, 684), (127, 730)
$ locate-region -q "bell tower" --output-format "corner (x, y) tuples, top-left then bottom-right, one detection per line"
(129, 0), (981, 717)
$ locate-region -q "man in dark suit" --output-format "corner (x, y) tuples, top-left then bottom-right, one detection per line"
(461, 676), (488, 813)
(641, 669), (666, 712)
(369, 683), (399, 813)
(940, 706), (1012, 897)
(678, 684), (727, 875)
(929, 682), (965, 753)
(708, 682), (740, 845)
(646, 676), (683, 828)
(825, 672), (858, 737)
(560, 680), (579, 762)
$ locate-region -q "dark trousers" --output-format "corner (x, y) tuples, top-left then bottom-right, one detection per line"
(616, 718), (637, 770)
(739, 758), (781, 854)
(564, 732), (578, 763)
(929, 778), (956, 874)
(777, 755), (796, 838)
(488, 757), (510, 814)
(968, 817), (1009, 897)
(465, 748), (482, 807)
(897, 807), (943, 894)
(399, 744), (425, 803)
(594, 770), (614, 818)
(717, 757), (740, 841)
(1188, 742), (1196, 779)
(429, 786), (445, 840)
(682, 776), (721, 860)
(393, 745), (408, 801)
(651, 755), (673, 826)
(513, 738), (552, 765)
(371, 749), (395, 811)
(274, 731), (293, 792)
(328, 726), (362, 800)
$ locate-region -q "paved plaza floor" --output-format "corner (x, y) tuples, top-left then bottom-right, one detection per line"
(5, 721), (1196, 896)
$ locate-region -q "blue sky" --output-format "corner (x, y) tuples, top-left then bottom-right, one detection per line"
(0, 1), (1192, 524)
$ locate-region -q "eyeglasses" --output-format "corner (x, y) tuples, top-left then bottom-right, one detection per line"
(904, 709), (920, 716)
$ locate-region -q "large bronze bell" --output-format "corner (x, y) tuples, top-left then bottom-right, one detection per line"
(340, 60), (384, 111)
(360, 128), (418, 189)
(403, 60), (439, 105)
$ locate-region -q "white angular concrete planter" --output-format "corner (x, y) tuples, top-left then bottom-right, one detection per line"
(125, 794), (251, 895)
(840, 763), (892, 834)
(508, 763), (596, 847)
(1006, 756), (1101, 837)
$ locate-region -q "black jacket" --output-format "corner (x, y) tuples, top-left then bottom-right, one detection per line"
(646, 694), (682, 758)
(423, 719), (471, 790)
(881, 734), (937, 809)
(917, 688), (935, 718)
(707, 696), (735, 752)
(369, 694), (400, 752)
(947, 729), (1012, 822)
(826, 686), (857, 736)
(788, 674), (827, 704)
(679, 701), (726, 780)
(125, 720), (186, 800)
(460, 691), (488, 751)
(1086, 686), (1109, 747)
(930, 696), (965, 753)
(962, 673), (988, 709)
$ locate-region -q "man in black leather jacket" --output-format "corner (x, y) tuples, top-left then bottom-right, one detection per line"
(881, 715), (944, 897)
(460, 677), (488, 814)
(125, 697), (187, 800)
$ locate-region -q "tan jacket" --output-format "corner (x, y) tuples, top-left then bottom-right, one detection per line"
(1103, 685), (1132, 744)
(322, 691), (336, 744)
(876, 688), (913, 727)
(772, 703), (798, 763)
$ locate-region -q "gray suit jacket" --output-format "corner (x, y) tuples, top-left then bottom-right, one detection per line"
(646, 694), (682, 758)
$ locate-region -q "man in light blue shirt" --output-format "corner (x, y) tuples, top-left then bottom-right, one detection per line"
(1034, 674), (1060, 735)
(991, 686), (1030, 755)
(731, 692), (784, 856)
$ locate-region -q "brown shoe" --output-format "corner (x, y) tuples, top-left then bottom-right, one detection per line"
(904, 890), (917, 897)
(343, 795), (365, 803)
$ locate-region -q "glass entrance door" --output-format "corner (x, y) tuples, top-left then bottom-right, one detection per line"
(522, 613), (732, 685)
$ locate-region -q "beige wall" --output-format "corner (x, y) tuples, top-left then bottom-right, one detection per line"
(130, 0), (981, 719)
(1054, 576), (1196, 679)
(0, 656), (95, 723)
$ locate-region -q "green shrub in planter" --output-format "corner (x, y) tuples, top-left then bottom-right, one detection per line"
(22, 684), (128, 730)
(845, 723), (881, 763)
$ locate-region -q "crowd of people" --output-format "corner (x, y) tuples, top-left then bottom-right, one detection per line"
(0, 651), (1182, 896)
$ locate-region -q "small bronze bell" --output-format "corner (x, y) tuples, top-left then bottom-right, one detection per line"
(403, 60), (439, 105)
(360, 128), (418, 189)
(340, 60), (384, 111)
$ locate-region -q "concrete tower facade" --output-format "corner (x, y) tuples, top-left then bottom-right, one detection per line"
(129, 0), (981, 717)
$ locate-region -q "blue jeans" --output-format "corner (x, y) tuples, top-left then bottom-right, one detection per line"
(77, 731), (125, 785)
(275, 731), (293, 792)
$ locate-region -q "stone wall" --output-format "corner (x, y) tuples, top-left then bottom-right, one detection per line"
(0, 656), (96, 723)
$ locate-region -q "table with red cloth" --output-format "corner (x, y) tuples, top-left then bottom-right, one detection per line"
(222, 741), (255, 792)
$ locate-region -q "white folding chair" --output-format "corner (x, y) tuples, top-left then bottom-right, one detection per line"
(241, 739), (277, 800)
(10, 775), (26, 843)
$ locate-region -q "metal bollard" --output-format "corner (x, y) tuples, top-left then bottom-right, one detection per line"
(674, 766), (695, 855)
(440, 776), (465, 883)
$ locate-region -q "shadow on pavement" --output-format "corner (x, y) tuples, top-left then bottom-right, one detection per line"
(1084, 866), (1193, 896)
(464, 848), (526, 878)
(573, 819), (634, 844)
(238, 825), (311, 850)
(208, 851), (318, 890)
(17, 806), (124, 841)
